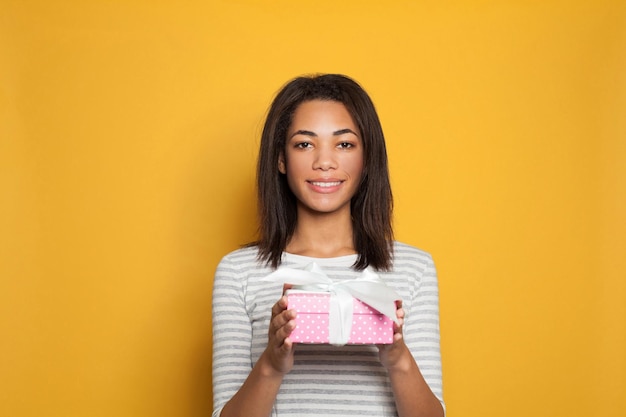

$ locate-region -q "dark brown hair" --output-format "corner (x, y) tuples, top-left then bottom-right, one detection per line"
(255, 74), (393, 270)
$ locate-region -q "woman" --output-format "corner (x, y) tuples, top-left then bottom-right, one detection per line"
(212, 74), (444, 417)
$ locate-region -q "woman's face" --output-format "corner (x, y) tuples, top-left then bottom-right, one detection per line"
(279, 99), (364, 218)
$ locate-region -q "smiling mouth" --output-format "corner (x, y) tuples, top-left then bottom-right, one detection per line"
(308, 181), (343, 188)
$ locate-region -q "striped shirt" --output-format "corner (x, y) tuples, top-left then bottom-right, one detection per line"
(212, 241), (444, 417)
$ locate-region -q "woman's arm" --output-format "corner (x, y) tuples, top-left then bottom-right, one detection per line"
(211, 255), (296, 417)
(378, 252), (445, 417)
(218, 295), (297, 417)
(378, 303), (444, 417)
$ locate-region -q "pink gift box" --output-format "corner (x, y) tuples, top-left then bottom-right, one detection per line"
(287, 291), (394, 345)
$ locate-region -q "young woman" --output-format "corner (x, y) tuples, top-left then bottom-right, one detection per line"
(212, 74), (444, 417)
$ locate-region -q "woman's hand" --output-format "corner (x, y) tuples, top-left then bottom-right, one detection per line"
(219, 289), (297, 417)
(378, 300), (413, 372)
(377, 300), (445, 417)
(262, 289), (297, 376)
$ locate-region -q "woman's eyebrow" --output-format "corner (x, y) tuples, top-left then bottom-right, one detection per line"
(289, 129), (316, 139)
(289, 128), (359, 140)
(333, 128), (359, 137)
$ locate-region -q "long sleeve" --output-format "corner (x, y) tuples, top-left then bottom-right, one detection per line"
(400, 249), (445, 410)
(211, 254), (253, 417)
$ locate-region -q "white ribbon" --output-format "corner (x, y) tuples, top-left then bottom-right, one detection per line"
(263, 263), (401, 345)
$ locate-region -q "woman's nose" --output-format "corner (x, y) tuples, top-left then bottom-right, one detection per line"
(312, 146), (337, 171)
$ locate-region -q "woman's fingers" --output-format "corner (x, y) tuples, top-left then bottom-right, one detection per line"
(378, 300), (406, 352)
(265, 295), (298, 375)
(394, 300), (405, 335)
(271, 295), (288, 317)
(269, 297), (297, 347)
(273, 313), (296, 341)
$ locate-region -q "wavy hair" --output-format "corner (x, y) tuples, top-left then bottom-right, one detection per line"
(254, 74), (393, 271)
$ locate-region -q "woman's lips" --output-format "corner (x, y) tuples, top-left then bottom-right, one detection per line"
(308, 181), (342, 188)
(307, 180), (344, 192)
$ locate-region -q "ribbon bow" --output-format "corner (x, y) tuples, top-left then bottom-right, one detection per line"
(263, 263), (401, 345)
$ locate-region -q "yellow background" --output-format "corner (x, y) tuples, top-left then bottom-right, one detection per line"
(1, 1), (624, 416)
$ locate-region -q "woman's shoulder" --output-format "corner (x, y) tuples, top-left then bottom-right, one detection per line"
(214, 245), (273, 282)
(392, 240), (435, 265)
(218, 245), (261, 266)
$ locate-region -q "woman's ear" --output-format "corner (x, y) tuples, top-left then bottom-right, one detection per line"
(278, 152), (286, 174)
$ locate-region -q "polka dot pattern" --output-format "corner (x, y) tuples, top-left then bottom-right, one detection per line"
(287, 292), (394, 345)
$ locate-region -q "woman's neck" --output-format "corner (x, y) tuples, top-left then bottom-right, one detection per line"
(286, 210), (355, 258)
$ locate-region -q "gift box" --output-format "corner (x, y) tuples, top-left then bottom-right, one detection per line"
(287, 290), (395, 345)
(263, 262), (401, 346)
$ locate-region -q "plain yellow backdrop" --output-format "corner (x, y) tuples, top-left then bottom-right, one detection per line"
(1, 1), (624, 416)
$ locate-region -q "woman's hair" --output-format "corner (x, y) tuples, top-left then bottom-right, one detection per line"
(255, 74), (393, 271)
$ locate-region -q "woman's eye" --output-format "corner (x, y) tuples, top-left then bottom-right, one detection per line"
(338, 142), (355, 149)
(295, 142), (312, 149)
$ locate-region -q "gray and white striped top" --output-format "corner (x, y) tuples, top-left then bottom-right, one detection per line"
(212, 241), (444, 417)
